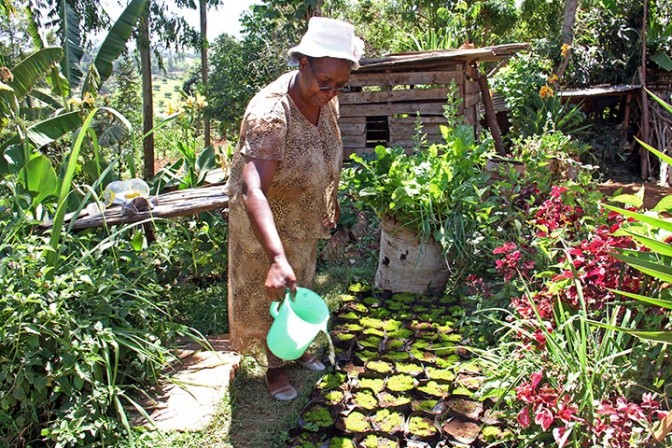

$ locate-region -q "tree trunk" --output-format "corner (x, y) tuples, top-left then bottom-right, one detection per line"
(556, 0), (578, 80)
(199, 0), (210, 148)
(139, 3), (155, 180)
(640, 0), (650, 179)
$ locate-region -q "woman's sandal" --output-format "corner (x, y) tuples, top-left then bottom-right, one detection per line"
(297, 354), (326, 371)
(266, 369), (298, 401)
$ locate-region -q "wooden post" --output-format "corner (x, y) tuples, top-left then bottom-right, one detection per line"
(472, 61), (506, 156)
(623, 92), (632, 141)
(139, 4), (155, 180)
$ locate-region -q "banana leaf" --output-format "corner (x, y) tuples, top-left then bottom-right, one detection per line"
(29, 90), (63, 110)
(0, 111), (82, 156)
(82, 0), (148, 93)
(59, 0), (83, 90)
(6, 47), (63, 101)
(18, 154), (58, 206)
(25, 5), (45, 50)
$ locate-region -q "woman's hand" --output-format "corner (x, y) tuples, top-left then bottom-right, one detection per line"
(265, 256), (297, 301)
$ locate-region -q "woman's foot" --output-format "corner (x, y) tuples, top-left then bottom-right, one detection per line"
(297, 352), (326, 371)
(266, 367), (297, 401)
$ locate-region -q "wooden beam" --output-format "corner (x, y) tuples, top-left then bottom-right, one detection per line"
(390, 122), (442, 138)
(339, 87), (450, 105)
(390, 116), (447, 125)
(339, 123), (366, 135)
(340, 102), (446, 117)
(348, 71), (463, 87)
(40, 184), (230, 231)
(472, 62), (506, 156)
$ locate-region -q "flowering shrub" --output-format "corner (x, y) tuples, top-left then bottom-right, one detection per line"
(594, 394), (668, 448)
(480, 178), (672, 447)
(515, 371), (668, 448)
(534, 186), (584, 239)
(515, 370), (580, 447)
(495, 186), (645, 322)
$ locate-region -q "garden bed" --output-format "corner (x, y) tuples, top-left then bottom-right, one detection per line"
(285, 286), (507, 447)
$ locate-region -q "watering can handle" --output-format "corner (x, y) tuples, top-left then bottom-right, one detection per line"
(269, 288), (298, 318)
(269, 301), (281, 318)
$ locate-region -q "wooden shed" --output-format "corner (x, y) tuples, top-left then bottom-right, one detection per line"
(337, 43), (529, 157)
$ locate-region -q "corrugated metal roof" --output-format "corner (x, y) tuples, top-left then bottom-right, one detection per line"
(356, 43), (530, 72)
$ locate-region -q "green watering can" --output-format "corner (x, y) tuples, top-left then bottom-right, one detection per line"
(267, 287), (330, 361)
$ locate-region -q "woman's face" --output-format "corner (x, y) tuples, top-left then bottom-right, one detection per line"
(299, 56), (353, 107)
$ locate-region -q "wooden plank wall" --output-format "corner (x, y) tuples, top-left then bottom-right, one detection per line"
(338, 65), (481, 156)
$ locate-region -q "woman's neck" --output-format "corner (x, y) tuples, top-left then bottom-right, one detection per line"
(289, 71), (320, 125)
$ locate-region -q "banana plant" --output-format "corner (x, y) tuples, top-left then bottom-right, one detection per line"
(0, 0), (147, 214)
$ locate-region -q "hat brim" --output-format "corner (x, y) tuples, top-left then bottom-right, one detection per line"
(288, 44), (360, 70)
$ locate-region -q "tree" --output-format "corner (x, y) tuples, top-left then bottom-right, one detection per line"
(175, 0), (225, 148)
(208, 0), (312, 136)
(136, 0), (197, 180)
(556, 0), (578, 80)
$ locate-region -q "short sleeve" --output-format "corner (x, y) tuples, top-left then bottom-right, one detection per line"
(240, 104), (288, 161)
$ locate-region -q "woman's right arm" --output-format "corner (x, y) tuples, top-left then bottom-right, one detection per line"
(241, 157), (297, 300)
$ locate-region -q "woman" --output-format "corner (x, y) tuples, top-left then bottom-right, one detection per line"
(224, 17), (364, 401)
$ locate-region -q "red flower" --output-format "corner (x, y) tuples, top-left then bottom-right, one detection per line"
(534, 405), (555, 431)
(518, 407), (531, 428)
(553, 425), (572, 447)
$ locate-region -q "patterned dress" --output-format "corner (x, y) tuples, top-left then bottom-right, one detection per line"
(224, 71), (343, 365)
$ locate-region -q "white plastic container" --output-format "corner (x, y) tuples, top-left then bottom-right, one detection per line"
(102, 179), (150, 206)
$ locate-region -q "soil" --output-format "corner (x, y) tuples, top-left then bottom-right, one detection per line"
(597, 180), (672, 210)
(598, 159), (672, 210)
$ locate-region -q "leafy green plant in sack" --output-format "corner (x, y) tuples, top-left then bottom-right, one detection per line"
(347, 115), (495, 270)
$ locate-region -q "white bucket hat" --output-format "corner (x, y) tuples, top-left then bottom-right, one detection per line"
(288, 17), (364, 70)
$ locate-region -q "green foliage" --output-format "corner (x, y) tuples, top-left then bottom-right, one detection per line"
(490, 52), (552, 130)
(206, 33), (262, 136)
(155, 212), (229, 282)
(208, 1), (308, 137)
(648, 0), (672, 71)
(0, 219), (197, 446)
(516, 94), (589, 139)
(151, 93), (217, 191)
(570, 1), (643, 86)
(83, 0), (147, 94)
(516, 0), (564, 40)
(600, 93), (672, 347)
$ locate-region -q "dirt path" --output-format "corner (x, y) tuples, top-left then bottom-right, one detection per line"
(598, 181), (672, 210)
